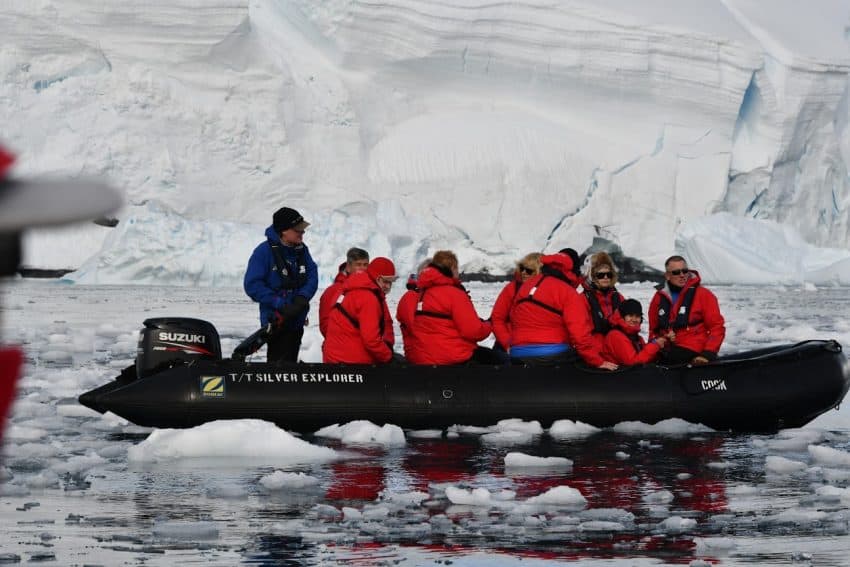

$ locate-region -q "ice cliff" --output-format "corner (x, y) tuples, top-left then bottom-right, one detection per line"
(2, 0), (849, 284)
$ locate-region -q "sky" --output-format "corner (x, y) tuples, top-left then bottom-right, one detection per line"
(2, 0), (849, 286)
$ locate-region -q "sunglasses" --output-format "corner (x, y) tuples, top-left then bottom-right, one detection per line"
(669, 268), (689, 276)
(594, 272), (613, 279)
(519, 266), (535, 275)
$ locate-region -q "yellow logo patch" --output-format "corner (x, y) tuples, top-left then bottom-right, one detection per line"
(200, 375), (225, 398)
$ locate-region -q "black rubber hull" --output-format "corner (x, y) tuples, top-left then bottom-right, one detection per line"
(79, 340), (850, 433)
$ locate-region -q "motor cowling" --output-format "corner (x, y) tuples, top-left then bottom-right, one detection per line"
(136, 318), (222, 379)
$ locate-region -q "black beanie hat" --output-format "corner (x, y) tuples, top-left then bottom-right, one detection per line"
(273, 207), (309, 233)
(558, 248), (582, 277)
(618, 298), (643, 317)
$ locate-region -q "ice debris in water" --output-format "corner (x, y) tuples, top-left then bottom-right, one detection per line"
(613, 418), (713, 435)
(259, 471), (320, 491)
(152, 520), (219, 540)
(765, 455), (808, 475)
(808, 444), (850, 466)
(657, 516), (697, 533)
(504, 452), (573, 468)
(643, 489), (675, 504)
(445, 486), (516, 506)
(314, 420), (406, 447)
(525, 485), (587, 508)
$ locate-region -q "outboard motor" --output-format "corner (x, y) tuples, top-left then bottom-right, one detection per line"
(136, 318), (222, 379)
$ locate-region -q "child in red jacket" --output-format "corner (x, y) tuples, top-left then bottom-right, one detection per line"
(602, 299), (667, 366)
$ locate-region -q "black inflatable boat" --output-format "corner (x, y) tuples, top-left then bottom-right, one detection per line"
(78, 317), (850, 433)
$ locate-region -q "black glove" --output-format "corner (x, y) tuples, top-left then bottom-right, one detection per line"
(700, 350), (718, 362)
(278, 295), (309, 320)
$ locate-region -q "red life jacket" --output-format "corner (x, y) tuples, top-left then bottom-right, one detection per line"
(322, 272), (393, 364)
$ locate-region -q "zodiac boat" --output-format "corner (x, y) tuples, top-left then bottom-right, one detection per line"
(78, 317), (850, 433)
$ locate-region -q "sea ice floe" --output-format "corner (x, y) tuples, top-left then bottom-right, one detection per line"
(259, 470), (321, 491)
(525, 485), (587, 508)
(642, 489), (675, 504)
(657, 516), (697, 533)
(808, 444), (850, 466)
(314, 420), (406, 447)
(613, 418), (713, 436)
(151, 520), (219, 539)
(504, 452), (573, 468)
(548, 419), (601, 439)
(407, 429), (443, 439)
(52, 453), (108, 476)
(579, 520), (627, 532)
(445, 486), (516, 506)
(765, 455), (808, 475)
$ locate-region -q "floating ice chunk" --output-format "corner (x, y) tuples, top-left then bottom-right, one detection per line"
(504, 452), (572, 468)
(96, 444), (127, 459)
(362, 504), (391, 521)
(52, 453), (107, 476)
(4, 425), (48, 442)
(314, 420), (405, 447)
(445, 486), (515, 506)
(207, 483), (248, 499)
(615, 451), (630, 460)
(769, 508), (828, 525)
(727, 484), (760, 495)
(707, 461), (734, 470)
(407, 429), (443, 439)
(765, 455), (808, 475)
(613, 418), (713, 435)
(643, 489), (675, 504)
(808, 444), (850, 466)
(382, 491), (429, 506)
(39, 350), (73, 367)
(494, 419), (543, 435)
(657, 516), (697, 533)
(815, 485), (850, 504)
(342, 507), (362, 521)
(693, 536), (736, 552)
(96, 323), (125, 339)
(25, 470), (61, 489)
(152, 520), (219, 539)
(676, 472), (692, 480)
(549, 419), (601, 438)
(526, 485), (587, 508)
(580, 520), (626, 532)
(447, 425), (492, 435)
(128, 419), (338, 463)
(259, 471), (321, 491)
(0, 484), (30, 497)
(481, 430), (535, 445)
(763, 428), (830, 451)
(578, 508), (635, 524)
(0, 467), (11, 481)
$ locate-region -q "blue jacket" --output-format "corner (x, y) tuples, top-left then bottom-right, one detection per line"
(244, 225), (319, 328)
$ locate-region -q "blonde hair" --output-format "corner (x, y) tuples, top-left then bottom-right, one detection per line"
(589, 252), (618, 285)
(431, 250), (459, 275)
(515, 252), (542, 276)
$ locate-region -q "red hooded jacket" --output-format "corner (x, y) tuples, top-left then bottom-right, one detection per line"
(581, 283), (625, 353)
(509, 254), (605, 367)
(409, 267), (492, 365)
(322, 271), (393, 364)
(602, 313), (661, 366)
(318, 264), (348, 337)
(490, 278), (522, 350)
(648, 270), (725, 356)
(396, 288), (422, 361)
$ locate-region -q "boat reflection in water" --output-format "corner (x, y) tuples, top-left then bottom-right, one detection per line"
(242, 429), (744, 565)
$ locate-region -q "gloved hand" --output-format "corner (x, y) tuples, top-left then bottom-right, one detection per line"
(278, 295), (309, 320)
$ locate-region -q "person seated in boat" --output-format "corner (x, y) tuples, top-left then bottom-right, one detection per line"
(490, 252), (541, 352)
(508, 252), (618, 370)
(322, 257), (398, 364)
(558, 247), (584, 289)
(409, 251), (498, 365)
(319, 247), (370, 337)
(396, 261), (429, 362)
(244, 207), (318, 363)
(581, 252), (626, 353)
(649, 255), (725, 366)
(602, 299), (667, 366)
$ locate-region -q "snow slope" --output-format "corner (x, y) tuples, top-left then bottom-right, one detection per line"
(2, 0), (849, 284)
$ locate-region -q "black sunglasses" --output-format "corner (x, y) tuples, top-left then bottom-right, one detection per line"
(669, 268), (689, 276)
(594, 271), (613, 279)
(519, 266), (535, 275)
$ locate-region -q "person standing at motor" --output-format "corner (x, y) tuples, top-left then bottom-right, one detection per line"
(244, 207), (318, 363)
(508, 252), (618, 370)
(649, 255), (725, 365)
(322, 257), (398, 364)
(319, 247), (369, 337)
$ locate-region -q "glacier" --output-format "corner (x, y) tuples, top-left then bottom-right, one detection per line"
(2, 0), (849, 285)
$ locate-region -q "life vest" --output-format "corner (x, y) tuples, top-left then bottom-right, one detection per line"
(515, 275), (561, 316)
(654, 286), (700, 331)
(333, 289), (386, 337)
(414, 288), (452, 320)
(268, 241), (309, 290)
(584, 288), (622, 334)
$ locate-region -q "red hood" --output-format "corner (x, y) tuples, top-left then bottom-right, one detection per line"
(342, 271), (382, 293)
(540, 253), (579, 287)
(417, 266), (460, 290)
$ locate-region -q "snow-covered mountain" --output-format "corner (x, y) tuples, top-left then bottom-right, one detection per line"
(3, 0), (850, 285)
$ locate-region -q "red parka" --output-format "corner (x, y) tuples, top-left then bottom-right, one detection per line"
(396, 288), (423, 361)
(490, 278), (522, 350)
(581, 283), (625, 353)
(409, 267), (492, 365)
(509, 254), (605, 367)
(648, 270), (725, 356)
(318, 264), (348, 337)
(602, 313), (661, 366)
(322, 271), (393, 364)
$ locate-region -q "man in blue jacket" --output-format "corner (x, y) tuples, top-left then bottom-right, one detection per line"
(244, 207), (318, 363)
